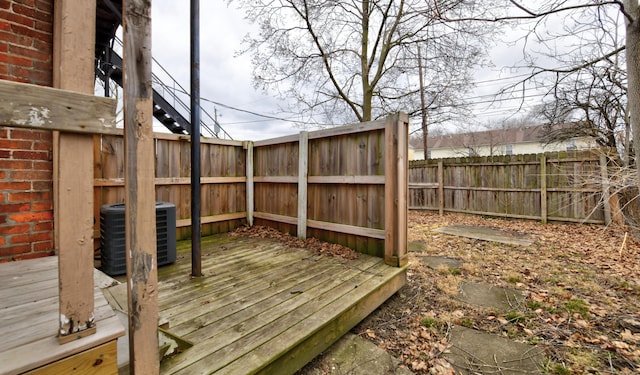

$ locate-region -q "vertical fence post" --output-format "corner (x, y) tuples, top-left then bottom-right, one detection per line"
(384, 113), (408, 267)
(540, 155), (547, 224)
(297, 132), (309, 239)
(600, 153), (612, 225)
(438, 160), (444, 216)
(53, 0), (97, 344)
(246, 141), (254, 226)
(123, 0), (159, 372)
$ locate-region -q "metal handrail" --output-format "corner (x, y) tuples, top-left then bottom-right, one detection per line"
(114, 37), (232, 139)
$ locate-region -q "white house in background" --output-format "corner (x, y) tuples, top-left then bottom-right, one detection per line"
(410, 124), (597, 160)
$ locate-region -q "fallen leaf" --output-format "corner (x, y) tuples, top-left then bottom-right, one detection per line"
(573, 319), (590, 329)
(365, 329), (376, 338)
(621, 329), (640, 343)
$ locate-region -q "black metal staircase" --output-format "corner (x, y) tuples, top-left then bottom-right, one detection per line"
(94, 0), (230, 139)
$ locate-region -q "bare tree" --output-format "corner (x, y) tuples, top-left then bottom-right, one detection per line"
(230, 0), (496, 125)
(514, 3), (628, 157)
(440, 1), (635, 162)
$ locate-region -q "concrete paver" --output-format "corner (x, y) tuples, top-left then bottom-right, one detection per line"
(434, 225), (533, 247)
(445, 326), (544, 374)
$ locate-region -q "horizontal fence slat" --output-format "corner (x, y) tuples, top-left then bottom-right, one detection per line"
(307, 119), (387, 139)
(308, 175), (385, 185)
(408, 207), (604, 225)
(94, 176), (246, 187)
(253, 212), (298, 225)
(306, 219), (386, 240)
(408, 182), (440, 188)
(253, 134), (300, 147)
(176, 212), (247, 228)
(253, 176), (298, 184)
(151, 132), (245, 146)
(409, 185), (601, 193)
(251, 214), (387, 239)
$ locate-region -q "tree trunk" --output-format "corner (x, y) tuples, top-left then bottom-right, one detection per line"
(625, 0), (640, 175)
(361, 0), (372, 122)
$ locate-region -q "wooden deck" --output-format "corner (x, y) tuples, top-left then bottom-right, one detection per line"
(0, 256), (125, 375)
(0, 234), (406, 375)
(153, 234), (406, 375)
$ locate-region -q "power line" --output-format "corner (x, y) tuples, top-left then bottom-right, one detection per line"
(162, 72), (614, 129)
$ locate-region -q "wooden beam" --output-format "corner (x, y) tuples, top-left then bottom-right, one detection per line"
(53, 0), (97, 343)
(383, 113), (409, 267)
(253, 176), (298, 183)
(307, 118), (386, 139)
(245, 141), (254, 226)
(0, 79), (118, 134)
(540, 155), (547, 224)
(175, 212), (247, 228)
(253, 212), (299, 226)
(308, 175), (385, 184)
(23, 341), (118, 375)
(306, 219), (386, 240)
(94, 176), (246, 187)
(123, 0), (159, 373)
(297, 131), (308, 239)
(599, 153), (612, 226)
(253, 134), (300, 147)
(252, 118), (387, 147)
(438, 160), (444, 216)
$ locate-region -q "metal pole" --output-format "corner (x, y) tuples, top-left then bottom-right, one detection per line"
(418, 45), (428, 160)
(190, 0), (202, 277)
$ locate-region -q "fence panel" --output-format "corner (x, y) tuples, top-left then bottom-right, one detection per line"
(409, 150), (606, 224)
(252, 114), (408, 265)
(93, 133), (247, 248)
(94, 114), (409, 266)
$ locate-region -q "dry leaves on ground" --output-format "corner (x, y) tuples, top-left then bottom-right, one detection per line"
(353, 211), (640, 374)
(231, 225), (360, 261)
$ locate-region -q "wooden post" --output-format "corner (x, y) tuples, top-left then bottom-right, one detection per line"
(245, 141), (254, 226)
(600, 153), (612, 225)
(53, 0), (97, 343)
(384, 113), (409, 267)
(297, 131), (309, 239)
(437, 160), (444, 216)
(123, 0), (159, 373)
(540, 155), (547, 224)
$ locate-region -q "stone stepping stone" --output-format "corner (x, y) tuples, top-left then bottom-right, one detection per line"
(419, 256), (464, 270)
(298, 333), (413, 374)
(445, 326), (544, 374)
(434, 225), (533, 247)
(458, 282), (525, 310)
(408, 240), (426, 252)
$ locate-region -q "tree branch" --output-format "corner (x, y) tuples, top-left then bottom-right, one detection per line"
(294, 0), (363, 121)
(435, 1), (634, 24)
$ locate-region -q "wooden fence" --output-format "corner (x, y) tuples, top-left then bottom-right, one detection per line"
(408, 150), (611, 224)
(92, 113), (409, 266)
(250, 114), (408, 265)
(93, 132), (248, 244)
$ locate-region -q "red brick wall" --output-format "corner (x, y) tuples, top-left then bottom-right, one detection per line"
(0, 0), (54, 262)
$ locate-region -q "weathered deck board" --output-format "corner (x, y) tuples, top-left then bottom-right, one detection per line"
(0, 256), (125, 375)
(158, 234), (406, 375)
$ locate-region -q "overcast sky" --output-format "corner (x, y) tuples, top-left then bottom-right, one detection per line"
(143, 1), (590, 141)
(149, 0), (297, 140)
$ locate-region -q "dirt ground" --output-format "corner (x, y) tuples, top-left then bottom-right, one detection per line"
(236, 212), (640, 374)
(349, 211), (640, 374)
